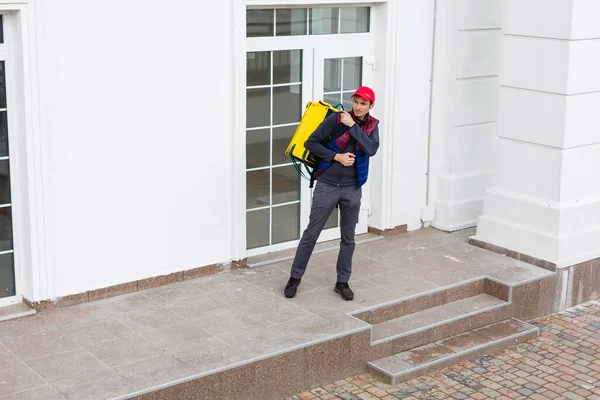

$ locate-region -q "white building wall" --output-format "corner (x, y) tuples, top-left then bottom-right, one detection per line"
(35, 0), (235, 299)
(429, 0), (502, 232)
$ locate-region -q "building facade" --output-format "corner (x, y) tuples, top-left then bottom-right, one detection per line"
(0, 0), (597, 308)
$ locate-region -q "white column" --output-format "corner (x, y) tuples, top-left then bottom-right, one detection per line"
(474, 0), (600, 268)
(429, 0), (502, 232)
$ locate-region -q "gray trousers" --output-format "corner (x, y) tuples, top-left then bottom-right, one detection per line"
(290, 181), (362, 283)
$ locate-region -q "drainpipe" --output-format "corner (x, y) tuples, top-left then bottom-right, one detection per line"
(422, 0), (438, 228)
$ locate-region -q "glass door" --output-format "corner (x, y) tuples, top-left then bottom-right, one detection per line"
(313, 47), (374, 242)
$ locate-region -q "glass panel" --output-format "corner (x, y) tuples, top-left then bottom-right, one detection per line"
(273, 85), (301, 126)
(246, 169), (270, 209)
(0, 16), (3, 44)
(247, 9), (274, 38)
(272, 165), (299, 205)
(324, 93), (342, 109)
(340, 7), (370, 34)
(0, 206), (12, 252)
(343, 57), (362, 91)
(0, 112), (8, 157)
(324, 208), (339, 229)
(247, 52), (270, 87)
(247, 209), (269, 249)
(324, 59), (341, 92)
(246, 129), (270, 169)
(273, 124), (297, 166)
(309, 8), (339, 35)
(0, 160), (10, 205)
(342, 95), (354, 112)
(246, 88), (270, 128)
(272, 203), (300, 244)
(273, 50), (302, 84)
(276, 9), (307, 36)
(0, 62), (6, 109)
(0, 253), (14, 298)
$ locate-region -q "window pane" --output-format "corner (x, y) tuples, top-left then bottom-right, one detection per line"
(273, 50), (302, 85)
(0, 62), (6, 109)
(247, 52), (270, 87)
(247, 9), (274, 38)
(309, 8), (339, 35)
(0, 206), (12, 252)
(343, 57), (362, 91)
(325, 208), (339, 229)
(272, 165), (299, 205)
(246, 88), (270, 128)
(247, 169), (270, 209)
(0, 160), (10, 204)
(340, 7), (370, 34)
(273, 124), (297, 166)
(247, 209), (269, 249)
(324, 93), (342, 109)
(342, 95), (354, 112)
(273, 85), (301, 126)
(0, 112), (8, 158)
(276, 9), (307, 36)
(272, 203), (300, 244)
(324, 59), (341, 92)
(0, 16), (3, 44)
(246, 129), (270, 169)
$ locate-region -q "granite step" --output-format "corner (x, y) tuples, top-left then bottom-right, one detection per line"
(367, 319), (539, 385)
(370, 293), (508, 344)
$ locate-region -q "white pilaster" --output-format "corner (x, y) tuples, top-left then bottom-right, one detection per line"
(475, 0), (600, 268)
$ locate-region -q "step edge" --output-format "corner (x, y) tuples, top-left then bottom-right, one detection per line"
(370, 301), (511, 345)
(0, 309), (36, 322)
(349, 276), (487, 317)
(368, 324), (539, 378)
(247, 236), (384, 268)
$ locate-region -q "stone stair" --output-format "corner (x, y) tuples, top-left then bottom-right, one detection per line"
(367, 319), (539, 384)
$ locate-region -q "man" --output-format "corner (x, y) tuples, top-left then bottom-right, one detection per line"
(284, 86), (380, 301)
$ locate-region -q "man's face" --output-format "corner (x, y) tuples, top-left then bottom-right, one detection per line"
(352, 96), (374, 118)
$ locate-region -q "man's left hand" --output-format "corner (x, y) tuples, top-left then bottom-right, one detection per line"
(339, 112), (355, 127)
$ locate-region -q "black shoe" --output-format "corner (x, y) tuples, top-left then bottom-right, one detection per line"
(284, 277), (301, 298)
(334, 282), (354, 301)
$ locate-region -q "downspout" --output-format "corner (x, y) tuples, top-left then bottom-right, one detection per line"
(422, 0), (438, 228)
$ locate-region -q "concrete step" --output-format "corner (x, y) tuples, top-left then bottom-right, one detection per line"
(367, 319), (539, 385)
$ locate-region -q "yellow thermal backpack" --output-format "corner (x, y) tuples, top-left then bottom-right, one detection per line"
(286, 100), (344, 187)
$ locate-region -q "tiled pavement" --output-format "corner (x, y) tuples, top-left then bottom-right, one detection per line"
(0, 228), (561, 399)
(291, 299), (600, 400)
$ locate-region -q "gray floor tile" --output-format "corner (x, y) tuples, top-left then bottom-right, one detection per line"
(26, 349), (112, 383)
(191, 307), (265, 336)
(53, 371), (138, 400)
(0, 385), (67, 400)
(61, 317), (134, 347)
(140, 322), (213, 353)
(41, 303), (109, 329)
(238, 299), (312, 326)
(86, 334), (164, 367)
(92, 293), (158, 314)
(2, 330), (81, 361)
(220, 326), (300, 359)
(208, 284), (279, 308)
(112, 353), (193, 388)
(139, 281), (208, 304)
(113, 305), (185, 332)
(0, 343), (19, 364)
(163, 294), (233, 320)
(0, 360), (45, 396)
(186, 272), (253, 293)
(0, 315), (56, 339)
(171, 337), (238, 373)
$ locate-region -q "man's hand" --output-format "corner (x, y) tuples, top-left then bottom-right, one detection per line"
(334, 153), (356, 167)
(339, 112), (355, 127)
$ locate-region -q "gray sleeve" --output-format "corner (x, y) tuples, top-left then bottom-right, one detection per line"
(304, 114), (339, 163)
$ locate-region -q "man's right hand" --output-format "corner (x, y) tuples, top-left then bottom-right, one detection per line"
(333, 153), (356, 167)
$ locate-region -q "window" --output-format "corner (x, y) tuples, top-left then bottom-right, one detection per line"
(246, 50), (303, 249)
(246, 7), (370, 38)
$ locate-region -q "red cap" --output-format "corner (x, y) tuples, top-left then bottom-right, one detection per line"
(351, 86), (375, 103)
